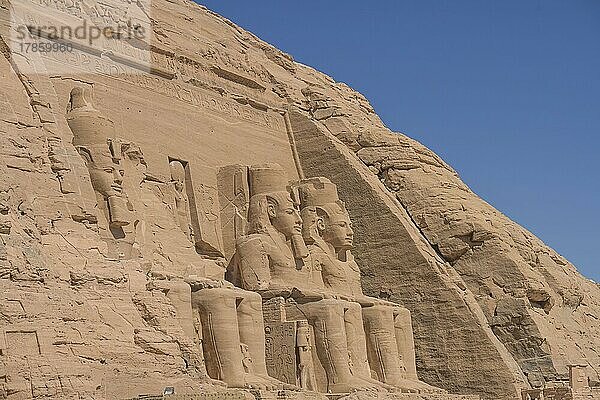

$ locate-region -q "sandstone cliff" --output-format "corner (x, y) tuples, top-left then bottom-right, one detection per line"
(0, 0), (598, 399)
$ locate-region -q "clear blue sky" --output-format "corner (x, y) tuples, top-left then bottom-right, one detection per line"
(197, 1), (600, 282)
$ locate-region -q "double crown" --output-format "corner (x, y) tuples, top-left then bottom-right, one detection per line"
(247, 164), (345, 212)
(296, 177), (343, 210)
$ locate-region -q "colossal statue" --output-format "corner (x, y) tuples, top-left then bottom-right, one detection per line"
(232, 164), (392, 394)
(158, 163), (291, 391)
(155, 169), (292, 391)
(296, 177), (442, 394)
(230, 163), (318, 297)
(66, 86), (144, 260)
(67, 87), (131, 229)
(190, 282), (281, 390)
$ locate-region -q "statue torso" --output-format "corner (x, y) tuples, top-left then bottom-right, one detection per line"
(308, 242), (363, 299)
(234, 232), (325, 293)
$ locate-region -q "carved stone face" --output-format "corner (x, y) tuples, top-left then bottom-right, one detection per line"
(268, 193), (302, 240)
(88, 161), (124, 198)
(322, 209), (354, 251)
(174, 179), (184, 192)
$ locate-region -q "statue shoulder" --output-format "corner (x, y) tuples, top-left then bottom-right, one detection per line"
(235, 234), (267, 252)
(307, 243), (328, 258)
(235, 234), (276, 264)
(231, 234), (273, 291)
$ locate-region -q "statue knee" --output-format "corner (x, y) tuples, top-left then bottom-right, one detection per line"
(393, 306), (411, 321)
(167, 279), (192, 296)
(342, 300), (362, 315)
(237, 289), (262, 304)
(363, 304), (391, 320)
(192, 287), (235, 309)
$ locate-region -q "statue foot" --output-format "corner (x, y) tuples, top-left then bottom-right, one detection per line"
(224, 374), (270, 390)
(386, 378), (444, 394)
(201, 377), (227, 387)
(414, 380), (446, 394)
(256, 374), (301, 391)
(244, 374), (282, 391)
(359, 376), (394, 392)
(328, 378), (382, 394)
(384, 378), (420, 393)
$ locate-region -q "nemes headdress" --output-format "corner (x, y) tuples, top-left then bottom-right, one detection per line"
(246, 164), (308, 258)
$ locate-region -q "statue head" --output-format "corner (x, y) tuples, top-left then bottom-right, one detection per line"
(246, 164), (302, 240)
(83, 150), (124, 197)
(316, 203), (354, 252)
(268, 191), (303, 239)
(169, 160), (186, 192)
(297, 177), (354, 253)
(67, 86), (94, 112)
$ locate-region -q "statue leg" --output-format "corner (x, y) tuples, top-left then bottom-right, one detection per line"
(343, 301), (371, 379)
(299, 299), (380, 394)
(235, 289), (269, 377)
(345, 302), (395, 391)
(392, 307), (445, 394)
(234, 289), (286, 390)
(191, 288), (246, 387)
(162, 280), (212, 380)
(163, 280), (195, 339)
(362, 305), (406, 386)
(392, 307), (417, 380)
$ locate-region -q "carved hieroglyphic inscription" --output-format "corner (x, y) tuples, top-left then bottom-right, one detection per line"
(15, 0), (284, 130)
(262, 297), (287, 324)
(10, 0), (153, 75)
(37, 45), (283, 130)
(124, 391), (250, 400)
(264, 321), (297, 386)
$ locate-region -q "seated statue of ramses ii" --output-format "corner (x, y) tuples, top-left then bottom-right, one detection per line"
(230, 164), (443, 394)
(231, 164), (386, 393)
(296, 177), (443, 394)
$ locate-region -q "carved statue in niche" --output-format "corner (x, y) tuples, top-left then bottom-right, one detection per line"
(66, 86), (140, 259)
(169, 160), (193, 242)
(296, 177), (443, 394)
(231, 164), (390, 394)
